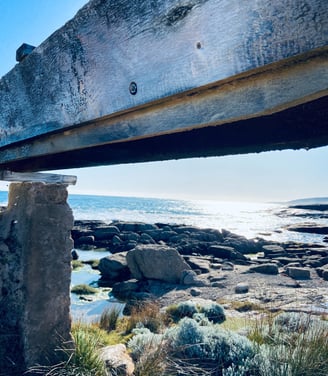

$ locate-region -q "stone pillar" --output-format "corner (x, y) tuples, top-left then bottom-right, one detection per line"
(0, 182), (74, 374)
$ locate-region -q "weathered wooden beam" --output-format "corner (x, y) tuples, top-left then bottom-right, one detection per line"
(0, 0), (327, 171)
(0, 171), (77, 185)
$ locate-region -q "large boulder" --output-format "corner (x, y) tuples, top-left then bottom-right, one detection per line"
(98, 252), (131, 283)
(126, 244), (191, 283)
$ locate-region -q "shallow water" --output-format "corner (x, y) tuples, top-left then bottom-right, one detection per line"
(70, 250), (125, 322)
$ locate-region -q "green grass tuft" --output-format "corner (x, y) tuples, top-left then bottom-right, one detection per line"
(71, 284), (98, 295)
(99, 307), (121, 332)
(71, 260), (84, 270)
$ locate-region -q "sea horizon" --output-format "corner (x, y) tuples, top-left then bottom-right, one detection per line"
(1, 190), (327, 245)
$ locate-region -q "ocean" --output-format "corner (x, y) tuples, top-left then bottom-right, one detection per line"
(1, 190), (327, 320)
(0, 191), (327, 245)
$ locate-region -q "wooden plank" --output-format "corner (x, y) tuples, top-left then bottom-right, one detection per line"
(2, 94), (327, 172)
(0, 171), (77, 185)
(0, 0), (327, 151)
(0, 47), (327, 171)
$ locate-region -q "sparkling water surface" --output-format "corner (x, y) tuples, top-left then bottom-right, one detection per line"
(68, 194), (327, 244)
(1, 191), (326, 321)
(1, 190), (326, 244)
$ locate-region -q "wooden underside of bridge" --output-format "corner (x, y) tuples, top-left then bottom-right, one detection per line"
(0, 0), (327, 172)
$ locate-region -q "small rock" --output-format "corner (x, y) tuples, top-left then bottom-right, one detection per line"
(190, 288), (201, 296)
(71, 249), (79, 260)
(235, 282), (249, 294)
(140, 233), (156, 244)
(248, 263), (279, 275)
(221, 262), (234, 271)
(208, 245), (247, 261)
(322, 270), (328, 281)
(211, 263), (222, 270)
(121, 232), (140, 242)
(99, 344), (135, 376)
(262, 244), (285, 256)
(286, 267), (311, 280)
(303, 259), (322, 268)
(275, 257), (299, 265)
(286, 262), (302, 268)
(181, 270), (205, 286)
(76, 235), (95, 245)
(209, 275), (227, 282)
(184, 256), (211, 273)
(112, 234), (122, 245)
(211, 282), (226, 288)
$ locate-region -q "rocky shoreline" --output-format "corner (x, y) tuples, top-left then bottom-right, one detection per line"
(72, 220), (328, 315)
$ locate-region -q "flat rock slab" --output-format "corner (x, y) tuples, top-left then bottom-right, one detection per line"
(286, 224), (328, 234)
(247, 263), (279, 275)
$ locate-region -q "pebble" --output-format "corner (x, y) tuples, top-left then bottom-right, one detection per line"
(190, 288), (201, 296)
(235, 282), (249, 294)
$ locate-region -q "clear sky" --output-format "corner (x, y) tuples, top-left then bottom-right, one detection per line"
(0, 0), (327, 202)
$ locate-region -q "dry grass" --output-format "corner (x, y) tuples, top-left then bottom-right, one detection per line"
(124, 301), (165, 334)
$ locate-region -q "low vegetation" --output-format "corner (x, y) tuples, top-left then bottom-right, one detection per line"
(71, 260), (84, 270)
(71, 284), (98, 295)
(99, 306), (121, 332)
(28, 301), (328, 376)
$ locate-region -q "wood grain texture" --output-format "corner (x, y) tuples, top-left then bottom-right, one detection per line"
(0, 171), (77, 185)
(0, 48), (327, 171)
(0, 0), (327, 152)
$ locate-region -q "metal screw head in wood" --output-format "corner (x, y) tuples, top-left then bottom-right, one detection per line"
(129, 82), (138, 95)
(16, 43), (36, 62)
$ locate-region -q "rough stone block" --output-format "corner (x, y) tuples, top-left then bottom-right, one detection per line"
(0, 182), (74, 374)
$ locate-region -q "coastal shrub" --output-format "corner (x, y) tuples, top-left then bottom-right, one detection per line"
(99, 306), (121, 332)
(166, 300), (226, 324)
(272, 311), (318, 333)
(167, 318), (205, 358)
(199, 301), (226, 324)
(128, 330), (164, 359)
(125, 301), (164, 334)
(192, 312), (211, 326)
(166, 317), (257, 375)
(249, 311), (328, 376)
(166, 300), (199, 322)
(128, 330), (168, 376)
(71, 284), (98, 295)
(222, 357), (261, 376)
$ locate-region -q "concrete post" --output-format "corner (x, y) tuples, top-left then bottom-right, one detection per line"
(0, 182), (74, 374)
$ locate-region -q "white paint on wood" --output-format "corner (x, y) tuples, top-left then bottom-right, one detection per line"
(0, 171), (77, 185)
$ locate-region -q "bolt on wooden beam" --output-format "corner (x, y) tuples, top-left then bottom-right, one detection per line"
(0, 170), (77, 185)
(16, 43), (36, 62)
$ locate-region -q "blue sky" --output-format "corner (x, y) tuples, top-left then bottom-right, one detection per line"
(0, 0), (327, 202)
